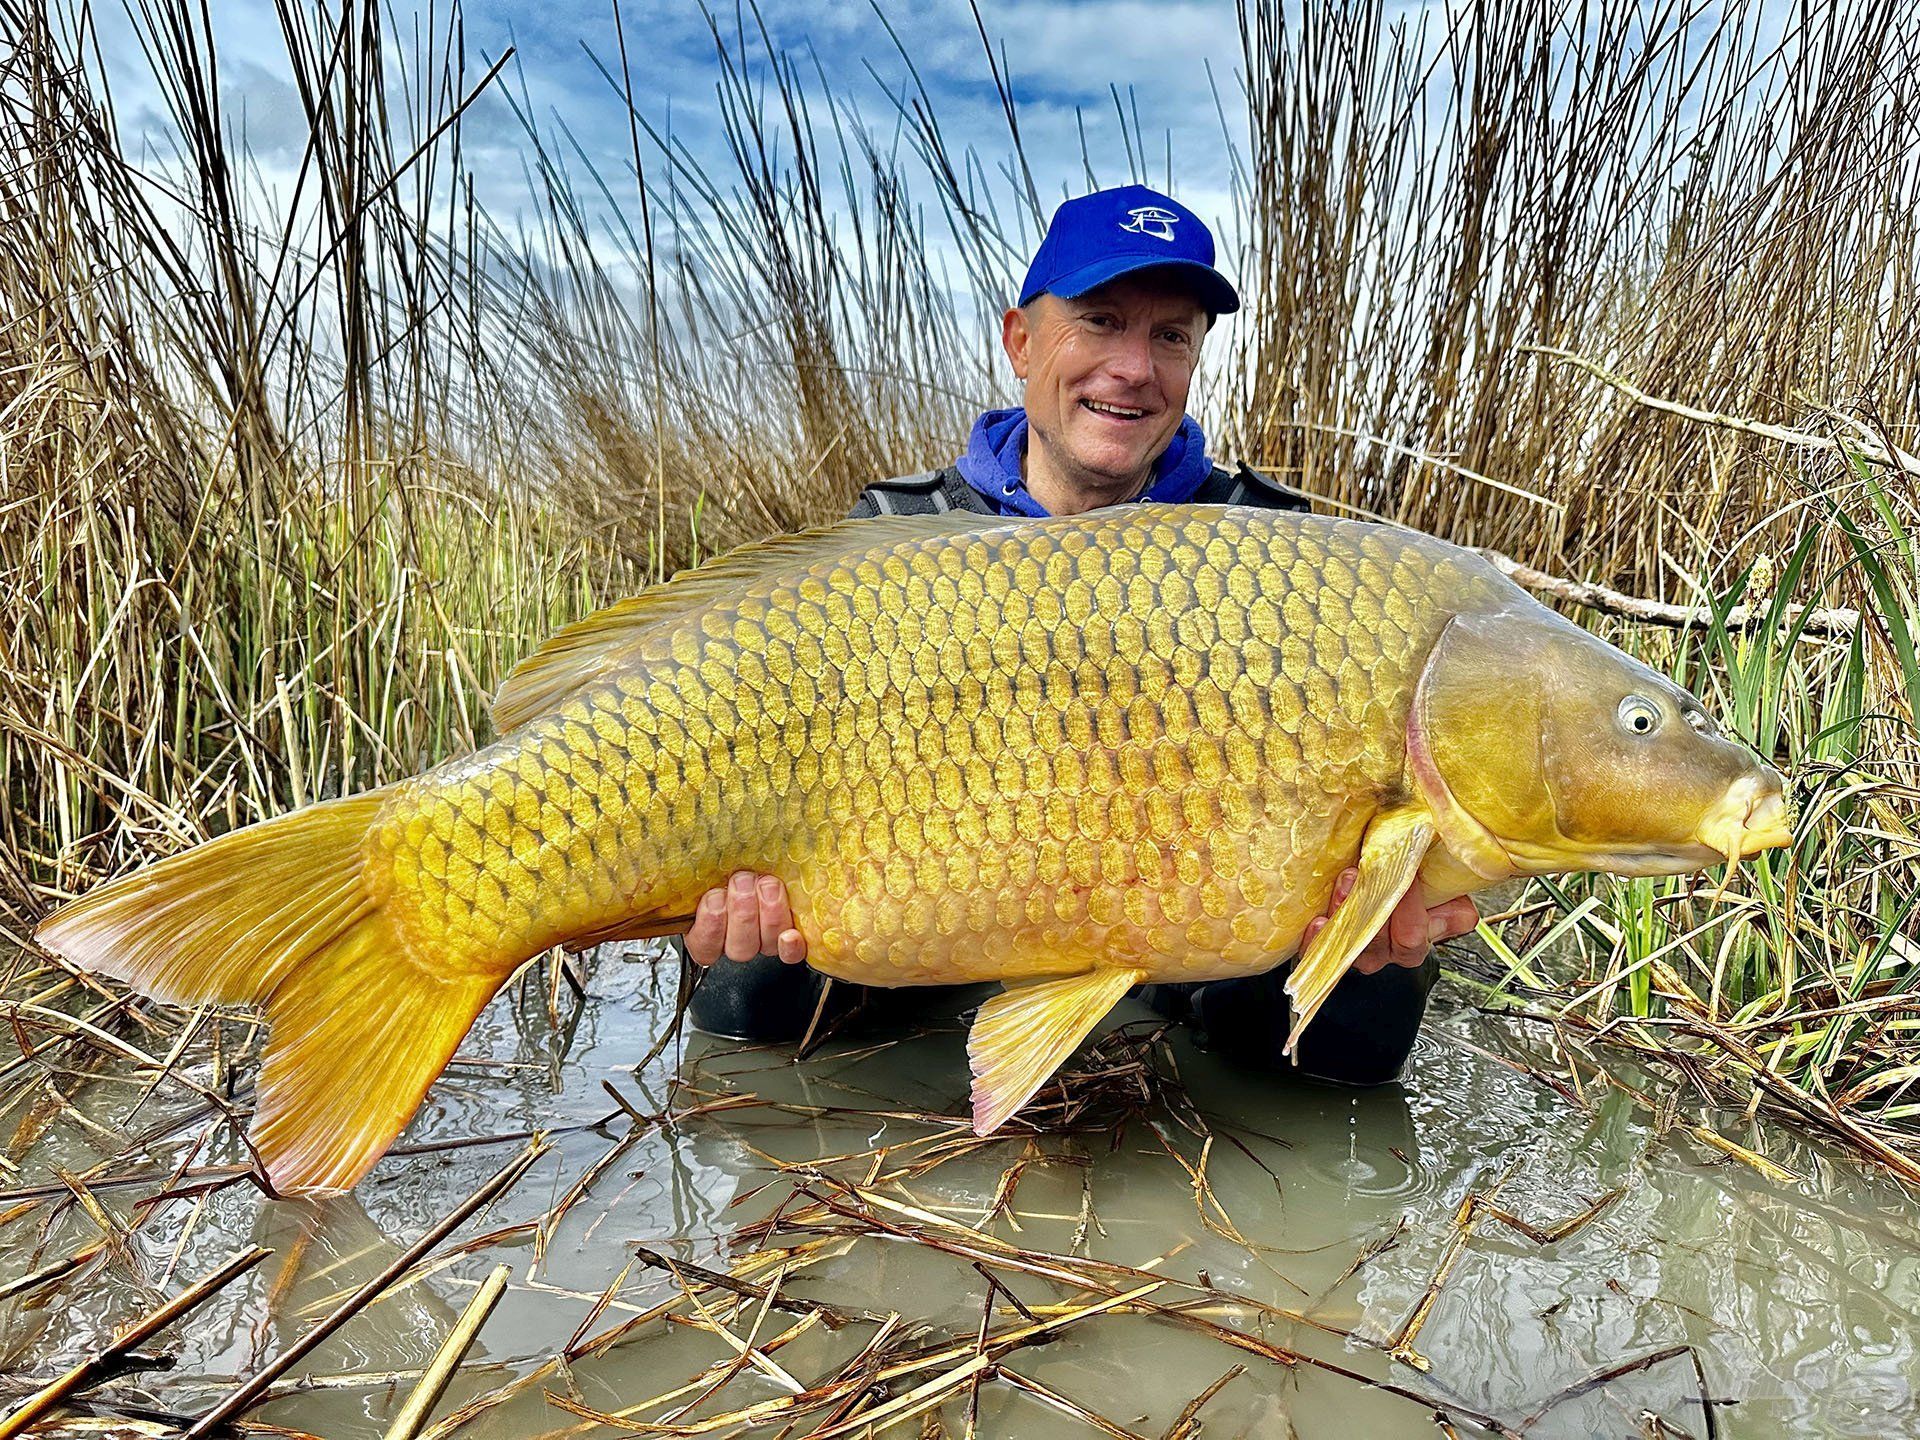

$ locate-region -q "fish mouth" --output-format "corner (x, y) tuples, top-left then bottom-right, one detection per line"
(1695, 773), (1794, 863)
(1491, 772), (1794, 879)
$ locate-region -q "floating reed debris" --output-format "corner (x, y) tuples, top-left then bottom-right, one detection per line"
(381, 1263), (512, 1440)
(700, 1170), (1540, 1436)
(0, 1245), (269, 1437)
(1516, 1343), (1720, 1438)
(182, 1142), (544, 1437)
(0, 956), (1812, 1436)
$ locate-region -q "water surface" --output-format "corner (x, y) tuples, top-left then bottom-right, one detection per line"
(3, 948), (1916, 1437)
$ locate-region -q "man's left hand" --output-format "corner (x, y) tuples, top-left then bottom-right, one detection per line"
(1301, 868), (1479, 976)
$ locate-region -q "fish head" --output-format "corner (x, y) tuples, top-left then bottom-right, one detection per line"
(1410, 609), (1792, 879)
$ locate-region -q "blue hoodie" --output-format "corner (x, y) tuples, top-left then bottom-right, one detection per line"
(953, 406), (1213, 517)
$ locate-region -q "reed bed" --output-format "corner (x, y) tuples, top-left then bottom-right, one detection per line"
(2, 0), (1919, 1400)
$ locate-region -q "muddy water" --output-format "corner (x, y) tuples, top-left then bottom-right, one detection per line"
(3, 950), (1917, 1438)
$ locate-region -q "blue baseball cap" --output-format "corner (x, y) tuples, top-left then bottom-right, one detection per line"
(1018, 184), (1239, 315)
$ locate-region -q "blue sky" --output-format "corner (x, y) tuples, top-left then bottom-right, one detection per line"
(85, 0), (1807, 427)
(462, 0), (1250, 219)
(100, 0), (1259, 296)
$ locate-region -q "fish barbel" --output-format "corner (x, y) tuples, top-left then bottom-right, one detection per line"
(37, 506), (1792, 1193)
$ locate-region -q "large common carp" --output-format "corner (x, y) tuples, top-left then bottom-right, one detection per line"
(38, 506), (1791, 1195)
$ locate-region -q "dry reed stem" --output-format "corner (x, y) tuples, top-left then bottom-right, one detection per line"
(0, 1245), (270, 1438)
(1387, 1161), (1522, 1372)
(182, 1141), (546, 1437)
(381, 1263), (513, 1440)
(769, 1170), (1527, 1433)
(1524, 345), (1920, 482)
(1515, 1342), (1720, 1438)
(1479, 550), (1860, 638)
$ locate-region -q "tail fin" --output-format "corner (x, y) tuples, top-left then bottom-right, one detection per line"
(35, 791), (501, 1196)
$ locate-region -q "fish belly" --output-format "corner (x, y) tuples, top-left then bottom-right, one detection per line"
(790, 777), (1375, 989)
(370, 510), (1465, 988)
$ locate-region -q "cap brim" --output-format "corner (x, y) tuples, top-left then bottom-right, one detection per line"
(1025, 255), (1240, 315)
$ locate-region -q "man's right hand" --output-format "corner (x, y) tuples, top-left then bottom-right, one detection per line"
(684, 871), (808, 966)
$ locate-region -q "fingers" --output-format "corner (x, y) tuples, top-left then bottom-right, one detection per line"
(1330, 868), (1356, 911)
(1298, 868), (1352, 950)
(1348, 895), (1422, 976)
(755, 877), (809, 964)
(1345, 886), (1474, 977)
(1431, 895), (1479, 943)
(685, 888), (727, 966)
(684, 873), (809, 966)
(756, 875), (790, 951)
(724, 871), (762, 962)
(1388, 890), (1429, 956)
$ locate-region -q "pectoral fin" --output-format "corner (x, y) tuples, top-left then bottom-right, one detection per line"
(967, 967), (1148, 1135)
(1284, 807), (1437, 1058)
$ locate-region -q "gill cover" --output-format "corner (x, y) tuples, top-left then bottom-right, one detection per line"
(1413, 610), (1783, 876)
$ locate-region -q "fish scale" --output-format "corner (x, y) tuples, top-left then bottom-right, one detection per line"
(369, 508), (1496, 990)
(39, 502), (1791, 1192)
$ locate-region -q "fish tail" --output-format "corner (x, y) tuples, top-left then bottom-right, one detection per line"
(35, 789), (500, 1196)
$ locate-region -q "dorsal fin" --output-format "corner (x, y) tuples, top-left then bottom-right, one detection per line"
(489, 510), (1001, 733)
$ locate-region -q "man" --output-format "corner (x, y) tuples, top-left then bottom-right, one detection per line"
(676, 185), (1478, 1084)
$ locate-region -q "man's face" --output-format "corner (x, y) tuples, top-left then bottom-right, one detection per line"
(1003, 271), (1208, 494)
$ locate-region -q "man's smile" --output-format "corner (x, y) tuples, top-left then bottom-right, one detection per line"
(1079, 398), (1152, 422)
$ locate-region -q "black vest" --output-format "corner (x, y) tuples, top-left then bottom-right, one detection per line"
(848, 462), (1309, 520)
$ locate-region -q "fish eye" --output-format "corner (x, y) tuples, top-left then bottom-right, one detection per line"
(1617, 696), (1663, 736)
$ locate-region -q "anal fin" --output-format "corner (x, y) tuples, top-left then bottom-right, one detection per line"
(1284, 807), (1437, 1058)
(967, 967), (1147, 1135)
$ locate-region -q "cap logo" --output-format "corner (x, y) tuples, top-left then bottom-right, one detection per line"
(1119, 205), (1179, 242)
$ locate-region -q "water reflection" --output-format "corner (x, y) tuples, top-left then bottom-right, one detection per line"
(1, 948), (1916, 1437)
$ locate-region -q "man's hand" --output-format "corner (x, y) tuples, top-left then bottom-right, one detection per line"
(1302, 868), (1478, 976)
(684, 871), (808, 967)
